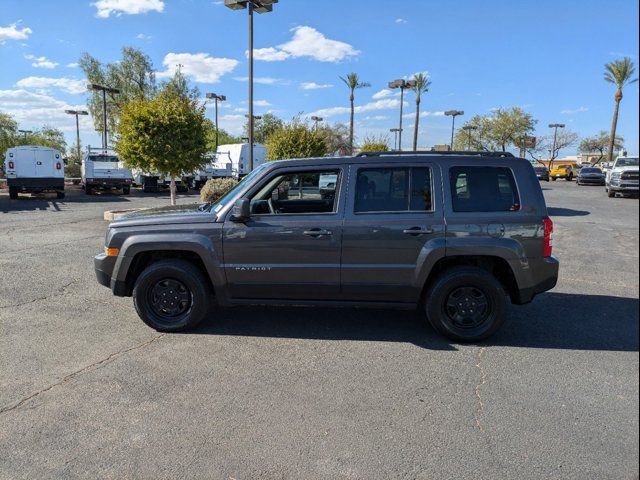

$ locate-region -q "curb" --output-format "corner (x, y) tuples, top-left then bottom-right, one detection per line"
(104, 209), (140, 221)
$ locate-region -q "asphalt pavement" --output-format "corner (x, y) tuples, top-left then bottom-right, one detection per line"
(0, 182), (638, 479)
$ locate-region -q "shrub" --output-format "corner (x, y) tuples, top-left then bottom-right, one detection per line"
(359, 135), (390, 152)
(200, 177), (239, 203)
(265, 119), (328, 160)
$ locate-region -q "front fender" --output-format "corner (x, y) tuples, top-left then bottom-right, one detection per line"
(113, 233), (227, 303)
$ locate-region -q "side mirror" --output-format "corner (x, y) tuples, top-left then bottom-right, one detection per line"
(231, 198), (251, 222)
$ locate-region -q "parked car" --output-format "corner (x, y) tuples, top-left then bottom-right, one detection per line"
(550, 163), (575, 181)
(4, 146), (65, 199)
(576, 167), (606, 186)
(95, 151), (559, 343)
(82, 146), (132, 195)
(533, 163), (550, 182)
(606, 155), (639, 198)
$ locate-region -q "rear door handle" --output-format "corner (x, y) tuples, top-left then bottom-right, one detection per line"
(402, 227), (434, 235)
(303, 228), (332, 237)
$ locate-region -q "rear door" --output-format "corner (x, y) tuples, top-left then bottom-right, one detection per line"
(340, 161), (445, 302)
(34, 149), (56, 178)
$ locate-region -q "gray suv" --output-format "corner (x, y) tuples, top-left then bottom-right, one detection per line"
(95, 151), (559, 342)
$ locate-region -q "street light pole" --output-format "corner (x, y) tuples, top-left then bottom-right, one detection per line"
(206, 93), (226, 150)
(225, 0), (277, 172)
(17, 129), (32, 140)
(548, 123), (565, 170)
(445, 110), (464, 150)
(390, 128), (401, 150)
(65, 109), (89, 161)
(462, 125), (478, 151)
(311, 115), (323, 130)
(388, 79), (416, 151)
(87, 83), (120, 149)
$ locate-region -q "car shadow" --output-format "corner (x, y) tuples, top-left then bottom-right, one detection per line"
(548, 207), (590, 217)
(190, 293), (638, 352)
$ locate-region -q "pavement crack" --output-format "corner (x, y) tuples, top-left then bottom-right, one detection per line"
(474, 346), (486, 432)
(0, 280), (78, 309)
(0, 334), (166, 415)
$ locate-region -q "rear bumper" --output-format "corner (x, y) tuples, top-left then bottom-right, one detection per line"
(87, 178), (132, 188)
(7, 177), (64, 191)
(515, 256), (559, 304)
(94, 253), (128, 296)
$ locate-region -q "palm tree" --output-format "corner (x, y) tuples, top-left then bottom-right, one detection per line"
(339, 73), (370, 154)
(410, 73), (431, 151)
(604, 57), (637, 163)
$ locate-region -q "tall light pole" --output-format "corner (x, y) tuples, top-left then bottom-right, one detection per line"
(388, 79), (416, 151)
(548, 123), (565, 169)
(65, 110), (89, 160)
(87, 83), (120, 149)
(205, 93), (226, 150)
(462, 125), (478, 150)
(311, 115), (323, 130)
(390, 128), (401, 150)
(445, 110), (464, 150)
(17, 129), (32, 140)
(225, 0), (277, 172)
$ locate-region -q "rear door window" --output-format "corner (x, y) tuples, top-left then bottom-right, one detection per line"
(354, 167), (432, 213)
(449, 166), (520, 212)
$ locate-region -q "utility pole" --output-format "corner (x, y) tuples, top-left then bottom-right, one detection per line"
(388, 79), (416, 151)
(65, 110), (89, 161)
(206, 93), (226, 150)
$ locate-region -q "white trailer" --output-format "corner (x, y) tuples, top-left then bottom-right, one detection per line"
(192, 152), (234, 189)
(82, 146), (133, 195)
(131, 170), (191, 193)
(215, 143), (267, 179)
(4, 146), (65, 199)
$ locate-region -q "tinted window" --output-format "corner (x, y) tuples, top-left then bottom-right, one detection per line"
(450, 166), (520, 212)
(250, 169), (340, 215)
(355, 167), (432, 213)
(581, 168), (602, 173)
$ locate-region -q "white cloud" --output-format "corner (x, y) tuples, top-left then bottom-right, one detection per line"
(25, 54), (59, 69)
(395, 18), (407, 24)
(0, 23), (32, 43)
(561, 106), (588, 114)
(310, 98), (405, 118)
(93, 0), (164, 18)
(234, 76), (280, 85)
(67, 63), (79, 68)
(365, 115), (389, 121)
(136, 33), (152, 40)
(300, 82), (333, 90)
(253, 26), (359, 63)
(403, 111), (446, 119)
(157, 53), (238, 83)
(372, 88), (401, 100)
(0, 89), (65, 108)
(15, 76), (86, 94)
(254, 100), (271, 107)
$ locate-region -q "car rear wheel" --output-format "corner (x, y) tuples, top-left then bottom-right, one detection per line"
(56, 191), (65, 199)
(133, 259), (211, 332)
(9, 186), (18, 199)
(425, 267), (506, 342)
(122, 186), (130, 195)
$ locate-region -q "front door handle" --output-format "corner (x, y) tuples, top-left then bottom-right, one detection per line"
(303, 228), (333, 237)
(402, 226), (434, 235)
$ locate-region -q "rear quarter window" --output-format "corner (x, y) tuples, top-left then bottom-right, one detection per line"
(449, 166), (520, 212)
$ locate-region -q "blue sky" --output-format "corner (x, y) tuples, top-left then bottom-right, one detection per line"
(1, 0), (638, 156)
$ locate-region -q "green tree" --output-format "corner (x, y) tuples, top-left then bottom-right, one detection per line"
(454, 108), (536, 153)
(339, 73), (370, 154)
(527, 130), (579, 163)
(204, 119), (241, 151)
(265, 120), (327, 161)
(0, 112), (18, 156)
(604, 57), (637, 163)
(317, 122), (350, 156)
(116, 84), (208, 205)
(578, 131), (624, 163)
(359, 134), (390, 152)
(410, 73), (431, 151)
(244, 112), (283, 144)
(79, 47), (156, 141)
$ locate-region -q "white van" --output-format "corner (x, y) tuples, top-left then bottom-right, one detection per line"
(192, 152), (234, 189)
(82, 146), (133, 195)
(4, 146), (65, 199)
(215, 143), (267, 179)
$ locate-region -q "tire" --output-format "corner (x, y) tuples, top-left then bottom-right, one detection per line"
(424, 266), (507, 342)
(56, 191), (65, 199)
(85, 185), (93, 195)
(567, 175), (573, 181)
(9, 186), (18, 200)
(122, 186), (130, 195)
(133, 259), (211, 332)
(608, 189), (616, 198)
(177, 184), (188, 193)
(551, 177), (557, 181)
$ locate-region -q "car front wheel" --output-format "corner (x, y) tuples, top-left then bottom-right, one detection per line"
(133, 259), (211, 332)
(425, 267), (506, 342)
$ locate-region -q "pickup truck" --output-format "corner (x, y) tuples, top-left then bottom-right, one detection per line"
(606, 155), (639, 197)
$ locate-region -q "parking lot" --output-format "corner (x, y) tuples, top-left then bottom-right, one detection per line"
(0, 181), (638, 479)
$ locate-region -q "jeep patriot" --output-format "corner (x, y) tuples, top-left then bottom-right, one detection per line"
(95, 151), (559, 342)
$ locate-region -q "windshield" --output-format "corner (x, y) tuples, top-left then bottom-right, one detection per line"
(89, 155), (119, 162)
(616, 157), (639, 167)
(212, 163), (270, 213)
(581, 168), (602, 173)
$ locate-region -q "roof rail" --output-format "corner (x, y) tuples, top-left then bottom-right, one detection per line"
(355, 150), (514, 158)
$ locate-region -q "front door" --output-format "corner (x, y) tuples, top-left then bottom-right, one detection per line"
(340, 162), (445, 302)
(222, 166), (346, 300)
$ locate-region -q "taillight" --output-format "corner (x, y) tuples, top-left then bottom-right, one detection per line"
(543, 217), (554, 257)
(8, 161), (14, 169)
(56, 162), (62, 170)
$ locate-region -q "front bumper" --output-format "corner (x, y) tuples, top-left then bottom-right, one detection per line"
(515, 256), (560, 304)
(578, 177), (605, 185)
(94, 253), (128, 296)
(609, 181), (639, 192)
